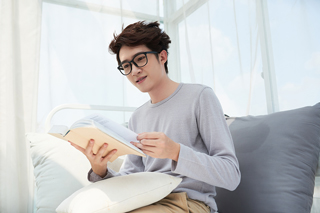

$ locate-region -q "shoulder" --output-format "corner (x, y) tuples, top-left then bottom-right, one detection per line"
(180, 83), (214, 97)
(131, 100), (149, 115)
(181, 84), (222, 111)
(181, 83), (210, 90)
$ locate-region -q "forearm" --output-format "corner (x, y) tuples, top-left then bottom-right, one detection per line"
(172, 144), (241, 191)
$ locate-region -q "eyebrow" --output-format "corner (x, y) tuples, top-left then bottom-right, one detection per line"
(120, 51), (145, 64)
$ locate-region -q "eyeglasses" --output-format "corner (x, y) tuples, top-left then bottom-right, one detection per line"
(117, 51), (158, 76)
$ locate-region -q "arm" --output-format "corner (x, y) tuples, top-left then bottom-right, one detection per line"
(69, 139), (117, 182)
(87, 154), (145, 182)
(70, 119), (146, 182)
(172, 88), (241, 191)
(71, 139), (145, 182)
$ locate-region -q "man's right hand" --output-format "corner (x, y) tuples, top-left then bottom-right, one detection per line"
(68, 139), (117, 178)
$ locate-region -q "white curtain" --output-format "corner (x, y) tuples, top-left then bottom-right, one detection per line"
(0, 0), (42, 212)
(176, 0), (320, 116)
(37, 0), (159, 131)
(165, 0), (267, 116)
(38, 0), (320, 125)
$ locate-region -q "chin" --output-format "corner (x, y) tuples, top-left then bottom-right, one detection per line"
(137, 87), (150, 93)
(136, 84), (152, 93)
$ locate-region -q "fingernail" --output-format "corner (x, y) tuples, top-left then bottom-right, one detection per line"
(90, 140), (94, 143)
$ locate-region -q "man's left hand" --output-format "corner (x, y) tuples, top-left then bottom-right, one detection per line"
(131, 132), (180, 161)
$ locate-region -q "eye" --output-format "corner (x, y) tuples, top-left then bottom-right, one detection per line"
(136, 55), (146, 61)
(123, 63), (130, 69)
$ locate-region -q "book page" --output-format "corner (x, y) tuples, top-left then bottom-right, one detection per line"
(89, 114), (138, 142)
(70, 113), (139, 143)
(63, 127), (145, 161)
(48, 113), (145, 160)
(48, 125), (69, 136)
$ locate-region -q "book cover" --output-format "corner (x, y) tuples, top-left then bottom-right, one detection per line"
(48, 113), (145, 162)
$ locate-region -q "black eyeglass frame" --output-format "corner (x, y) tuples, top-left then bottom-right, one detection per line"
(117, 51), (158, 76)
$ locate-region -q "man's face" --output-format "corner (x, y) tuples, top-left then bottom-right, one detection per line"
(118, 45), (166, 93)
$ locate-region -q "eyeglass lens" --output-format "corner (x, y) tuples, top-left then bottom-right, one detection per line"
(121, 53), (147, 75)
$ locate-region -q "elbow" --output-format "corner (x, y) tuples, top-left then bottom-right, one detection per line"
(218, 162), (241, 191)
(223, 157), (241, 191)
(226, 169), (241, 191)
(212, 156), (241, 191)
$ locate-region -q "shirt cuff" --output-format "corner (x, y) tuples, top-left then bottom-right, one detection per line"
(171, 143), (190, 173)
(87, 168), (117, 182)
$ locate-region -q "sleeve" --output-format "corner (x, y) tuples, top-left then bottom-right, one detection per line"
(87, 155), (145, 182)
(171, 87), (241, 191)
(87, 117), (145, 182)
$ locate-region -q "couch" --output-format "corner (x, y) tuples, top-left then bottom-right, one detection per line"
(27, 103), (320, 213)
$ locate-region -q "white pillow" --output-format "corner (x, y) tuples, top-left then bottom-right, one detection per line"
(27, 133), (92, 213)
(56, 172), (182, 213)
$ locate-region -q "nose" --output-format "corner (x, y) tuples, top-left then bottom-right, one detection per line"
(131, 63), (142, 76)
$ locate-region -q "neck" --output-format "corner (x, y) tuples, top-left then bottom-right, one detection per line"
(148, 76), (179, 104)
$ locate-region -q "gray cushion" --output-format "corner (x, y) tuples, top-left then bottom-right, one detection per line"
(216, 103), (320, 213)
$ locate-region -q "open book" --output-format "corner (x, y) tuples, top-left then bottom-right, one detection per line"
(48, 113), (146, 162)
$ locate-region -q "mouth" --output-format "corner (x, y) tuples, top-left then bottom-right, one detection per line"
(136, 76), (147, 84)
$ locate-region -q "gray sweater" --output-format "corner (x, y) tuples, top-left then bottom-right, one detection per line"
(88, 83), (241, 212)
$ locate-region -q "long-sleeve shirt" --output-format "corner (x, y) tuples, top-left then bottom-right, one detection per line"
(88, 83), (241, 213)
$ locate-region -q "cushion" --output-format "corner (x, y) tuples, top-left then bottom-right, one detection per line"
(27, 133), (92, 213)
(56, 172), (182, 213)
(215, 103), (320, 213)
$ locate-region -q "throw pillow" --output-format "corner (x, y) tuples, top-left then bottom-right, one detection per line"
(56, 172), (182, 213)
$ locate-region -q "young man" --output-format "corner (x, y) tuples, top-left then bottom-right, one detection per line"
(70, 21), (240, 213)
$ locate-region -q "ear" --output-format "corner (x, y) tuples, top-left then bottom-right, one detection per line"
(159, 50), (167, 65)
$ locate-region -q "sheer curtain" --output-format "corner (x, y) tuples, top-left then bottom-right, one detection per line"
(175, 0), (268, 116)
(37, 0), (320, 127)
(175, 0), (319, 116)
(266, 0), (320, 111)
(37, 0), (162, 131)
(0, 0), (42, 212)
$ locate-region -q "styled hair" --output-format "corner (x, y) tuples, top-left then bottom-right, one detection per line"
(109, 21), (171, 74)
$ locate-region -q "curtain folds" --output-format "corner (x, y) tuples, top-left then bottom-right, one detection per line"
(0, 0), (42, 212)
(178, 0), (267, 116)
(36, 1), (154, 132)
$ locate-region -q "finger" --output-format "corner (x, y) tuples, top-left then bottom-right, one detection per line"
(97, 143), (109, 157)
(137, 132), (159, 140)
(131, 142), (156, 154)
(131, 141), (147, 149)
(84, 139), (95, 156)
(140, 148), (154, 155)
(101, 149), (118, 163)
(140, 139), (156, 146)
(69, 141), (86, 153)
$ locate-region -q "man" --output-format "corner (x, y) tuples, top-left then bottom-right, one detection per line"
(70, 21), (240, 213)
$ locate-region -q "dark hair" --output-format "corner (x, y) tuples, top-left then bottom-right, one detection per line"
(109, 21), (171, 74)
